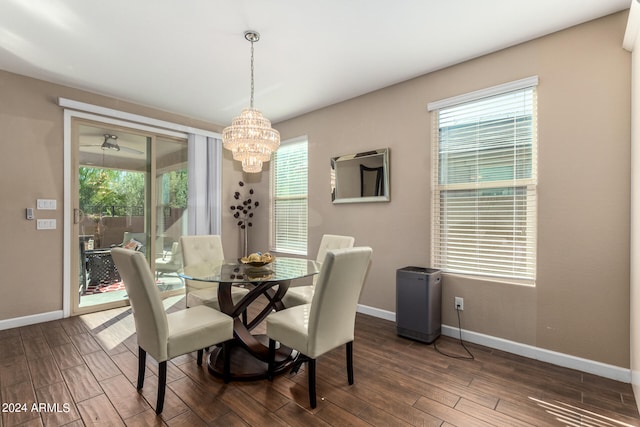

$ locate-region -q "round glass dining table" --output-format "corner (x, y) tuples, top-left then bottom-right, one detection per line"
(179, 257), (320, 380)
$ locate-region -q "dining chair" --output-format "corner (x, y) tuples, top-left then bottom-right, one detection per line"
(180, 235), (249, 310)
(111, 248), (233, 414)
(266, 246), (372, 409)
(281, 234), (355, 308)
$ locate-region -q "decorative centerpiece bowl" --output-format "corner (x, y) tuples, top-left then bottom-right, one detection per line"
(240, 252), (275, 267)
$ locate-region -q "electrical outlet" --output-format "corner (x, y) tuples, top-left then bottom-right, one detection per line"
(455, 297), (464, 311)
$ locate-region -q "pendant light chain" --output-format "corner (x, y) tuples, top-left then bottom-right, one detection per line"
(250, 38), (255, 109)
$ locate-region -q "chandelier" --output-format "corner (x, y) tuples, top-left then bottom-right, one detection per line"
(222, 31), (280, 173)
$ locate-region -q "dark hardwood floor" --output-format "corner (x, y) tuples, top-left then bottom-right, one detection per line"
(1, 294), (639, 426)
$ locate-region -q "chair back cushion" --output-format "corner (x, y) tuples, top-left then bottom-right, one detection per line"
(180, 235), (224, 291)
(111, 248), (169, 361)
(307, 246), (372, 358)
(316, 234), (355, 264)
(314, 235), (355, 286)
(180, 235), (224, 265)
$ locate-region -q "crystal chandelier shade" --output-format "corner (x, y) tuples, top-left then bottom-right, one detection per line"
(222, 31), (280, 173)
(222, 107), (280, 173)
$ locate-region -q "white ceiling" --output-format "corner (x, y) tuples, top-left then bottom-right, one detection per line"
(0, 0), (630, 126)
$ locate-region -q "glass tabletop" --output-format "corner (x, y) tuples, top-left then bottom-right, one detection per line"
(179, 257), (321, 283)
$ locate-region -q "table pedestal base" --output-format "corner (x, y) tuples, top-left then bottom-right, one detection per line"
(207, 334), (298, 381)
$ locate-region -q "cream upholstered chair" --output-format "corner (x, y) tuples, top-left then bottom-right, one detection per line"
(180, 235), (249, 310)
(281, 234), (355, 308)
(266, 246), (372, 408)
(111, 248), (233, 414)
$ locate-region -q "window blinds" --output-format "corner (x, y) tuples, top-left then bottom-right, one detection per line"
(432, 85), (537, 281)
(271, 139), (308, 255)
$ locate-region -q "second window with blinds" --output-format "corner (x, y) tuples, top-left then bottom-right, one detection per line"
(270, 137), (308, 255)
(428, 78), (538, 282)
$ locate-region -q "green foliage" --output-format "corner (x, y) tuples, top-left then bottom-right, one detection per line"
(79, 167), (188, 216)
(164, 169), (188, 208)
(79, 167), (144, 215)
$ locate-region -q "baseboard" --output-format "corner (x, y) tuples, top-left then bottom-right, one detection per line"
(356, 304), (631, 383)
(633, 371), (640, 409)
(0, 311), (64, 331)
(357, 303), (396, 322)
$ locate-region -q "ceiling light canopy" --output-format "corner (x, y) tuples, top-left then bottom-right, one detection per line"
(222, 31), (280, 173)
(101, 134), (120, 151)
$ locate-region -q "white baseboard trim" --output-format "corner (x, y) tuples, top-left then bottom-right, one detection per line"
(633, 371), (640, 410)
(357, 304), (396, 322)
(356, 304), (631, 383)
(441, 325), (631, 383)
(0, 311), (64, 331)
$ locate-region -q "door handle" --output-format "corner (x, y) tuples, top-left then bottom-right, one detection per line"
(74, 208), (84, 224)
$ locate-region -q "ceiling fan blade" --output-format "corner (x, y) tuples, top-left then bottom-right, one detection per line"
(119, 145), (144, 155)
(79, 143), (143, 155)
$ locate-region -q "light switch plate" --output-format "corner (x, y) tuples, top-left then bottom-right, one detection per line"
(37, 199), (57, 210)
(37, 219), (56, 230)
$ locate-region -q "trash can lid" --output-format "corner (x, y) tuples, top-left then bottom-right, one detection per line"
(398, 266), (440, 274)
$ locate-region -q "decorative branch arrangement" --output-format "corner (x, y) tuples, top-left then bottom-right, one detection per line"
(230, 181), (259, 257)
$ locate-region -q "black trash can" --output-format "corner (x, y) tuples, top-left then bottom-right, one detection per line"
(396, 267), (442, 344)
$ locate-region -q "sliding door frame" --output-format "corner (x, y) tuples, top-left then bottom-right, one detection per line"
(62, 101), (222, 317)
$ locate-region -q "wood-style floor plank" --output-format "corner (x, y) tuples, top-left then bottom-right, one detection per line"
(0, 294), (639, 426)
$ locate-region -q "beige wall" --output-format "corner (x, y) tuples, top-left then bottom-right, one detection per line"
(628, 2), (640, 404)
(273, 11), (631, 368)
(0, 70), (235, 319)
(0, 11), (631, 369)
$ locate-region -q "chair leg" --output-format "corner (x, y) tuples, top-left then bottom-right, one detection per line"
(137, 347), (146, 390)
(346, 341), (354, 385)
(267, 339), (276, 381)
(223, 341), (231, 384)
(308, 358), (317, 409)
(197, 349), (203, 366)
(156, 361), (167, 414)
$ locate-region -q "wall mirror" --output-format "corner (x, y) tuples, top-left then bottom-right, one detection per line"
(331, 148), (390, 204)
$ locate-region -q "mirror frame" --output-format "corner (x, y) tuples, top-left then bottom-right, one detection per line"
(331, 148), (390, 204)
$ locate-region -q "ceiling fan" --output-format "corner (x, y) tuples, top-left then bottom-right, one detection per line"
(80, 134), (144, 155)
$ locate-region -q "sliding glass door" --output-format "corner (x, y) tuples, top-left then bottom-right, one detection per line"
(71, 120), (187, 315)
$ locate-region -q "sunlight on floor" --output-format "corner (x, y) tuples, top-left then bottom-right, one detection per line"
(79, 275), (184, 308)
(529, 396), (636, 426)
(81, 294), (186, 352)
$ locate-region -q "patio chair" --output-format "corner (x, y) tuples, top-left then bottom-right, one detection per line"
(155, 241), (182, 278)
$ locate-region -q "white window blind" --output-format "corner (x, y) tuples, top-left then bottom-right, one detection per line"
(431, 84), (537, 281)
(271, 139), (308, 255)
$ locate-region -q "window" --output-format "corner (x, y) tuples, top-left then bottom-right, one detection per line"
(271, 138), (308, 255)
(429, 78), (538, 281)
